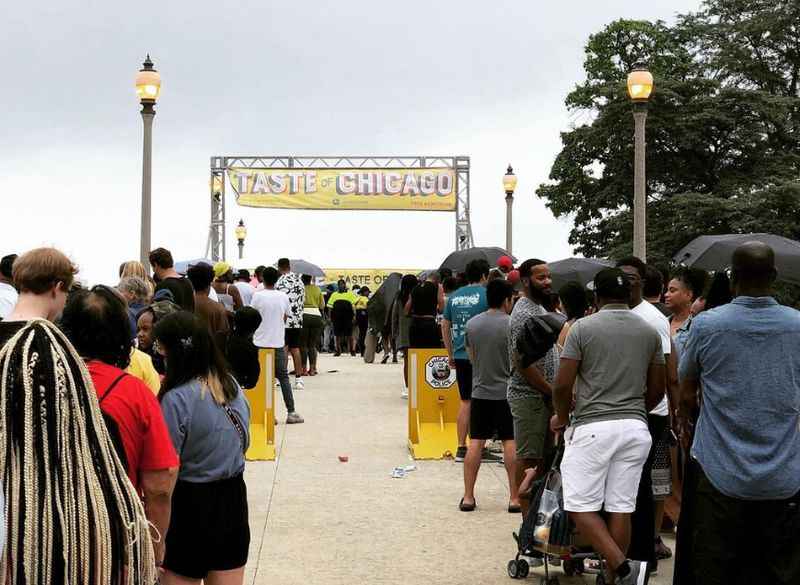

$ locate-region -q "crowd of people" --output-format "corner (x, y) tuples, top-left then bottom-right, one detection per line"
(0, 240), (797, 585)
(0, 246), (373, 584)
(380, 245), (798, 585)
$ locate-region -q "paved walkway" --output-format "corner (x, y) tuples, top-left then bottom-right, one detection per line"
(243, 354), (675, 584)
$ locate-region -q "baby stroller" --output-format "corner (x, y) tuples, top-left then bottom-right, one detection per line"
(507, 441), (608, 585)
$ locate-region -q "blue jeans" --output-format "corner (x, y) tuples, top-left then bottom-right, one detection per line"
(273, 346), (295, 413)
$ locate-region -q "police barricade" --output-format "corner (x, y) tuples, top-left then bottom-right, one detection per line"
(407, 349), (460, 460)
(244, 348), (276, 461)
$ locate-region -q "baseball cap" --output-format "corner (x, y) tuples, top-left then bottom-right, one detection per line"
(213, 261), (231, 279)
(497, 255), (514, 271)
(593, 268), (631, 299)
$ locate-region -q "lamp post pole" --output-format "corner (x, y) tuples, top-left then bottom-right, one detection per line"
(502, 165), (517, 256)
(505, 193), (513, 255)
(135, 55), (161, 271)
(140, 103), (155, 269)
(632, 103), (648, 262)
(627, 62), (653, 262)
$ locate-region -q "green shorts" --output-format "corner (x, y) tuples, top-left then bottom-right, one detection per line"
(508, 393), (552, 460)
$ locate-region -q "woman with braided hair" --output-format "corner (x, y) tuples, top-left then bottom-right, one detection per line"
(0, 248), (158, 585)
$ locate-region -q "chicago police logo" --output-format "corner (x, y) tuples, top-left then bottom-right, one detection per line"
(425, 356), (456, 389)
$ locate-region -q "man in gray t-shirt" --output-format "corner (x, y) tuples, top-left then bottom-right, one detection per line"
(551, 268), (666, 585)
(458, 279), (519, 512)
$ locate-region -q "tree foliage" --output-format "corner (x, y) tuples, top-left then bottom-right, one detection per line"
(537, 0), (800, 268)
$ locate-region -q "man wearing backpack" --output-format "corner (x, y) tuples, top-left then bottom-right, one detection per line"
(551, 268), (665, 585)
(61, 284), (179, 571)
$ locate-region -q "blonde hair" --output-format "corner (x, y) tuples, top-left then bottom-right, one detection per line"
(119, 261), (155, 297)
(0, 320), (157, 585)
(12, 247), (78, 294)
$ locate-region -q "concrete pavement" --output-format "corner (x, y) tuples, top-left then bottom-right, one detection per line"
(243, 354), (675, 584)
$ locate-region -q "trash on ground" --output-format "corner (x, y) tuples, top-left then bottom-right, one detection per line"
(391, 467), (406, 478)
(338, 455), (349, 462)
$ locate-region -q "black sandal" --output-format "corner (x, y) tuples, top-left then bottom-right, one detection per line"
(508, 504), (522, 514)
(459, 498), (476, 512)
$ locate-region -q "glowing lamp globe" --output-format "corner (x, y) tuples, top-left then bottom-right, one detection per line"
(627, 66), (653, 102)
(135, 55), (161, 103)
(503, 165), (518, 195)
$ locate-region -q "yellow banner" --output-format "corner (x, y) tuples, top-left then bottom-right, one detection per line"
(323, 268), (422, 288)
(227, 168), (456, 211)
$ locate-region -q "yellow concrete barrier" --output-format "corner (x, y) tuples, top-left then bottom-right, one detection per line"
(244, 348), (276, 461)
(407, 349), (460, 460)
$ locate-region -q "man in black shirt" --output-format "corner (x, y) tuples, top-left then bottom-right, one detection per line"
(149, 247), (195, 312)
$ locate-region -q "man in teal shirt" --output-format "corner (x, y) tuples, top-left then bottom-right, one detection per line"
(442, 259), (489, 462)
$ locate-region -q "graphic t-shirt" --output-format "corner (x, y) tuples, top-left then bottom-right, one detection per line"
(87, 361), (179, 491)
(442, 284), (487, 360)
(276, 272), (305, 329)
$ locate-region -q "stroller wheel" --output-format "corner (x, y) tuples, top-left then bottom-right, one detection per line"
(517, 559), (529, 579)
(507, 560), (519, 579)
(562, 559), (575, 577)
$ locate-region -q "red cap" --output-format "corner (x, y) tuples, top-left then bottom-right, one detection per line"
(497, 255), (514, 271)
(507, 269), (521, 284)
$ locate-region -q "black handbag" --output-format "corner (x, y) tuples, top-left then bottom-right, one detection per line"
(516, 312), (566, 369)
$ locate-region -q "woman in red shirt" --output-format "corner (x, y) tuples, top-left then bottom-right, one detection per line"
(61, 284), (179, 571)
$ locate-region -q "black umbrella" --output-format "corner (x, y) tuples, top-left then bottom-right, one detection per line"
(367, 272), (403, 330)
(548, 257), (613, 291)
(439, 247), (516, 274)
(673, 233), (800, 286)
(277, 259), (324, 277)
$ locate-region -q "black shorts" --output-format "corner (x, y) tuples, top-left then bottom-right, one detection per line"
(470, 398), (514, 441)
(164, 474), (250, 579)
(455, 359), (472, 401)
(285, 327), (301, 349)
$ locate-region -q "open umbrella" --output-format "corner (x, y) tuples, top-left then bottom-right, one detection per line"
(174, 258), (213, 275)
(549, 257), (613, 291)
(281, 259), (325, 278)
(367, 272), (402, 330)
(673, 233), (800, 286)
(439, 247), (516, 274)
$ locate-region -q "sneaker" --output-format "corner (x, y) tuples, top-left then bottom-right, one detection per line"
(617, 560), (648, 585)
(454, 446), (468, 462)
(294, 378), (305, 390)
(655, 535), (672, 560)
(481, 449), (503, 463)
(286, 412), (305, 424)
(401, 387), (408, 399)
(486, 440), (503, 454)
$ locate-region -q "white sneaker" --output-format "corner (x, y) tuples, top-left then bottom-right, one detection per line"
(401, 387), (408, 399)
(294, 378), (304, 390)
(617, 560), (648, 585)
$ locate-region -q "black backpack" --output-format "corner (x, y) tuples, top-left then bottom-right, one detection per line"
(99, 373), (130, 472)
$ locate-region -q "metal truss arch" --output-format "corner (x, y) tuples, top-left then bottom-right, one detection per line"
(207, 155), (472, 261)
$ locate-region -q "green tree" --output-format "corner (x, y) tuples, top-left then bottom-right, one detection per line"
(537, 2), (800, 268)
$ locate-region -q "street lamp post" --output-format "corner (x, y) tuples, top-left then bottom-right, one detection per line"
(135, 55), (161, 270)
(235, 219), (247, 260)
(627, 63), (654, 262)
(502, 165), (518, 255)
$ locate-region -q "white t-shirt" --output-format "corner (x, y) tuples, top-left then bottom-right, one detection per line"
(251, 289), (290, 349)
(234, 281), (254, 307)
(0, 283), (18, 319)
(632, 299), (671, 416)
(208, 287), (219, 302)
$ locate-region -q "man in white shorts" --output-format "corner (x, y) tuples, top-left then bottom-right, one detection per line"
(551, 268), (665, 585)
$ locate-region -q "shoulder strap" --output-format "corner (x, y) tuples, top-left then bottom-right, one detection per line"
(100, 373), (128, 403)
(221, 399), (246, 454)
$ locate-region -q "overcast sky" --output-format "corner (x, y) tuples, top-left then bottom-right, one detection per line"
(3, 0), (701, 284)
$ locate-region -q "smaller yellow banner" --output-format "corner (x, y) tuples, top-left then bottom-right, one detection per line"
(322, 268), (422, 288)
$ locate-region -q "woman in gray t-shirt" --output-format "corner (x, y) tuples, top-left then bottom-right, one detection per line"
(154, 311), (251, 584)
